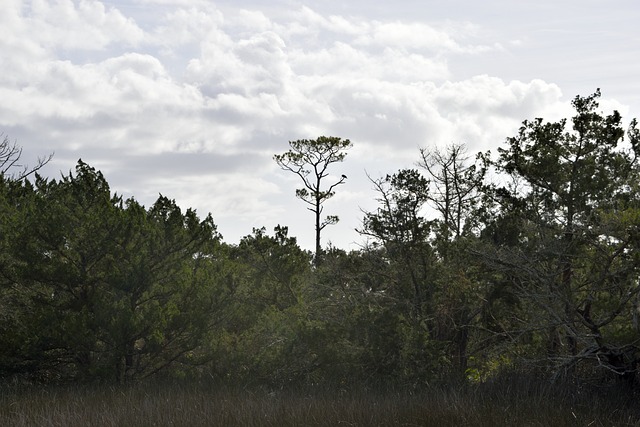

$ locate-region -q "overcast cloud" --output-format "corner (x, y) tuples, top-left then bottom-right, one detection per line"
(2, 0), (638, 250)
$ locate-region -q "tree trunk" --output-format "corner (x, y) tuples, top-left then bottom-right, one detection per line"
(315, 196), (321, 266)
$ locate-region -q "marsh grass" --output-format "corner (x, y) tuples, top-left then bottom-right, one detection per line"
(1, 376), (639, 426)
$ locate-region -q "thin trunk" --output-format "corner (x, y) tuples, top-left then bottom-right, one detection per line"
(315, 194), (321, 266)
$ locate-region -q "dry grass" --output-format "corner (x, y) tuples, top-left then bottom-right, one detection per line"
(1, 379), (639, 426)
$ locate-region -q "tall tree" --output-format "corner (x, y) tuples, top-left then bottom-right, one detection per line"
(221, 226), (315, 387)
(481, 90), (640, 383)
(418, 144), (487, 377)
(359, 169), (433, 320)
(358, 169), (439, 378)
(274, 136), (352, 264)
(0, 137), (53, 377)
(4, 161), (226, 382)
(0, 175), (39, 378)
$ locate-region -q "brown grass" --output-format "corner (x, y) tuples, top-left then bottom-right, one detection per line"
(1, 379), (639, 426)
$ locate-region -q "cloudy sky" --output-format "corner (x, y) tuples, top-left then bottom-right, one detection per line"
(2, 0), (639, 251)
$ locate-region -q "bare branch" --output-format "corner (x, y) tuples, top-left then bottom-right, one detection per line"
(1, 134), (54, 180)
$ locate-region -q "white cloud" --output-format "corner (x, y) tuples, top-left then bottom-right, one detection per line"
(365, 21), (462, 52)
(151, 4), (224, 48)
(26, 0), (144, 50)
(234, 9), (273, 34)
(431, 76), (566, 150)
(1, 0), (634, 250)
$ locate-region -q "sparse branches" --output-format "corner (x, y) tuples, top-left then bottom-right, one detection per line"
(274, 136), (352, 264)
(418, 143), (486, 243)
(1, 134), (54, 180)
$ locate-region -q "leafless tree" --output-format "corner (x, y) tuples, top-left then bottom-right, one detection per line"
(1, 134), (53, 180)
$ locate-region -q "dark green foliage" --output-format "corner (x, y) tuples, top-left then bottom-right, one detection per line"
(480, 90), (640, 383)
(2, 90), (640, 400)
(0, 161), (226, 382)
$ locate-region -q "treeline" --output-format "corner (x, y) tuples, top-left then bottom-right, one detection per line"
(2, 90), (640, 390)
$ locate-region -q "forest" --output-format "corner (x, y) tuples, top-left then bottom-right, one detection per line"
(2, 91), (640, 424)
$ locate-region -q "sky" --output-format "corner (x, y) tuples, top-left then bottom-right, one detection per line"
(2, 0), (639, 251)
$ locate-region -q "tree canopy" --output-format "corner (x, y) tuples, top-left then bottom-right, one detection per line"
(274, 136), (352, 264)
(3, 91), (640, 391)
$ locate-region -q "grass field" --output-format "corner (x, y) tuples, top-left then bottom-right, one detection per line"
(2, 377), (639, 426)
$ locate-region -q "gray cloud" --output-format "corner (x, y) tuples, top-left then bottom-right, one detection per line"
(1, 0), (636, 250)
